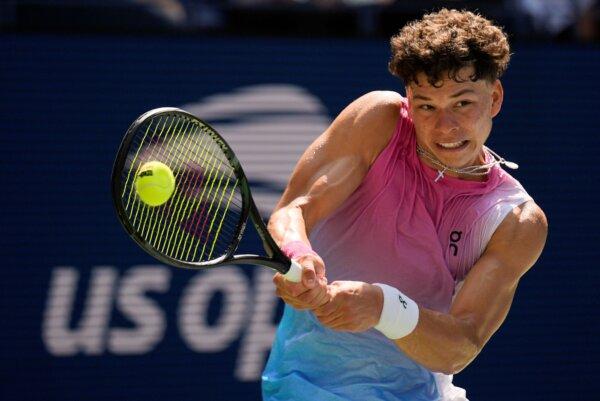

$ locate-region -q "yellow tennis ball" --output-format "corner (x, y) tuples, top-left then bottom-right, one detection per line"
(135, 161), (175, 206)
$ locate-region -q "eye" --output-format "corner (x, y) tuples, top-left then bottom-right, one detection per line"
(456, 100), (472, 108)
(419, 104), (434, 111)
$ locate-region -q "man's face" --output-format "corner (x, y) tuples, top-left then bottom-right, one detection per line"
(406, 67), (503, 172)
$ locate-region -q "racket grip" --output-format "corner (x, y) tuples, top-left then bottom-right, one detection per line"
(283, 259), (302, 282)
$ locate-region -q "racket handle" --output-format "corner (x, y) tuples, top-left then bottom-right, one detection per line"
(283, 259), (302, 282)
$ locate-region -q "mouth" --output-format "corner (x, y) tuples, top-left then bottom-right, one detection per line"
(436, 140), (469, 151)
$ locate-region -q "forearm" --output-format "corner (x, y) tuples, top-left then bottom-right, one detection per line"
(393, 307), (481, 375)
(269, 197), (329, 309)
(370, 283), (481, 374)
(267, 197), (312, 247)
(315, 282), (488, 374)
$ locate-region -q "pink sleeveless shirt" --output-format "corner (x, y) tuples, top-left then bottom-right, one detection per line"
(310, 99), (531, 313)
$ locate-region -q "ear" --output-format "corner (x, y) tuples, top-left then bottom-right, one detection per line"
(490, 80), (504, 118)
(405, 86), (414, 117)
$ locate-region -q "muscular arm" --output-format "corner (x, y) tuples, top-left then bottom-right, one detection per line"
(268, 91), (401, 245)
(315, 201), (548, 374)
(269, 91), (402, 306)
(397, 201), (547, 374)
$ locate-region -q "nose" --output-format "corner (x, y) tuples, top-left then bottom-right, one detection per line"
(434, 110), (459, 135)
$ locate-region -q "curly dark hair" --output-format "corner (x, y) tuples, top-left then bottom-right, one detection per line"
(389, 9), (511, 86)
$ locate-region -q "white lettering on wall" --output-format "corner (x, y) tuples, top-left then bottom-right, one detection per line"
(42, 265), (280, 381)
(42, 267), (117, 356)
(108, 266), (171, 354)
(178, 267), (250, 352)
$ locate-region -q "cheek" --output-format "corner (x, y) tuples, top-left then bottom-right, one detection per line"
(412, 118), (433, 141)
(469, 116), (493, 142)
(411, 113), (433, 131)
(461, 106), (490, 131)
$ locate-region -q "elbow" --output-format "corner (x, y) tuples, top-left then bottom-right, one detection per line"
(436, 336), (482, 375)
(440, 359), (474, 375)
(437, 357), (477, 376)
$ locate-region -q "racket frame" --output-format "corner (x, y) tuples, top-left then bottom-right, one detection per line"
(111, 107), (293, 274)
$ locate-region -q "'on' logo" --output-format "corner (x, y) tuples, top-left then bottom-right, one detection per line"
(449, 231), (462, 256)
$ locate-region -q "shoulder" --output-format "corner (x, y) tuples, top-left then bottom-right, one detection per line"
(330, 91), (406, 165)
(499, 201), (548, 243)
(351, 90), (405, 111)
(485, 200), (548, 277)
(348, 90), (405, 127)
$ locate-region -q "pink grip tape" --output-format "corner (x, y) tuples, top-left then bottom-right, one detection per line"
(281, 241), (317, 260)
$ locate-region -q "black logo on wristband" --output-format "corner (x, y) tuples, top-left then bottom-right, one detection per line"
(398, 295), (407, 309)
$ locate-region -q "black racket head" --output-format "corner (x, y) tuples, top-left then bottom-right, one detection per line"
(111, 107), (251, 269)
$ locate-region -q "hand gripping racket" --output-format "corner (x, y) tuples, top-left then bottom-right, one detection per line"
(111, 107), (302, 282)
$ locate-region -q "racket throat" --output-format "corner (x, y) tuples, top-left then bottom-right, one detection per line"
(230, 254), (289, 274)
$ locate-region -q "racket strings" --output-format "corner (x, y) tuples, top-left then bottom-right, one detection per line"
(123, 117), (243, 208)
(144, 118), (206, 254)
(141, 119), (194, 244)
(150, 119), (213, 254)
(150, 118), (242, 257)
(118, 113), (244, 263)
(163, 133), (231, 259)
(134, 119), (241, 260)
(130, 116), (186, 232)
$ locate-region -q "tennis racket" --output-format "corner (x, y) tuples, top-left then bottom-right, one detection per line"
(111, 107), (302, 282)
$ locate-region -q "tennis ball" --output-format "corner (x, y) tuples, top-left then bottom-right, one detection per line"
(135, 161), (175, 206)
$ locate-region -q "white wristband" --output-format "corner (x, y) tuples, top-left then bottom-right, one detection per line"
(373, 283), (419, 340)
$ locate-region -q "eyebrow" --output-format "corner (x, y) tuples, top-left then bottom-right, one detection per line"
(412, 89), (476, 101)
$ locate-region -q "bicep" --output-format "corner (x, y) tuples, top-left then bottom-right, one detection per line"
(278, 131), (367, 232)
(276, 91), (402, 232)
(450, 201), (548, 347)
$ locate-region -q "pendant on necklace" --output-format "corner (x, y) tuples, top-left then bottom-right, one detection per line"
(434, 169), (445, 182)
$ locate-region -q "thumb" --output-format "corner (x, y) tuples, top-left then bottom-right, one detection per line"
(301, 258), (316, 289)
(312, 255), (326, 280)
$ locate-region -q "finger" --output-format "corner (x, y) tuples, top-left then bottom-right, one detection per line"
(314, 300), (338, 318)
(276, 285), (311, 309)
(281, 297), (311, 310)
(313, 285), (330, 308)
(278, 282), (329, 310)
(273, 273), (312, 298)
(280, 288), (324, 310)
(300, 285), (329, 309)
(275, 280), (324, 309)
(287, 285), (322, 308)
(312, 255), (326, 279)
(315, 301), (342, 323)
(297, 254), (326, 280)
(300, 258), (317, 289)
(316, 311), (341, 327)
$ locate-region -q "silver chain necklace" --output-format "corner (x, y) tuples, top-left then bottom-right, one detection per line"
(416, 144), (519, 182)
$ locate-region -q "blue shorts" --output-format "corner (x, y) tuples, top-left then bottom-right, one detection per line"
(262, 306), (442, 401)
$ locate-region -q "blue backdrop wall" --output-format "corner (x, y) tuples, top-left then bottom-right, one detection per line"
(1, 34), (599, 401)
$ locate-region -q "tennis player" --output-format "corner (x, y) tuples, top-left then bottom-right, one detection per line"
(262, 8), (548, 401)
